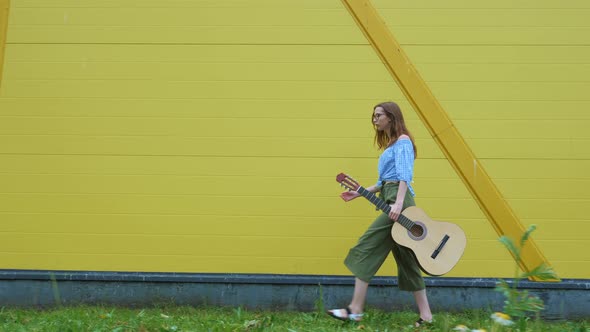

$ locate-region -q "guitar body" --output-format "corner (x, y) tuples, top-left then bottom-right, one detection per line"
(392, 206), (467, 276)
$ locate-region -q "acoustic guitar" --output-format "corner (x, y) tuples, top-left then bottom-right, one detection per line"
(336, 173), (466, 276)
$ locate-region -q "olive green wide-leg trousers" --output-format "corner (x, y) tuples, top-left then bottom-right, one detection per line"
(344, 183), (425, 291)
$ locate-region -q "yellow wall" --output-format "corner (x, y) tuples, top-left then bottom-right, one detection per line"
(0, 0), (588, 279)
(0, 0), (8, 86)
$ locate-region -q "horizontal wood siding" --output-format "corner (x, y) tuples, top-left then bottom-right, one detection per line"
(0, 0), (587, 278)
(374, 0), (590, 278)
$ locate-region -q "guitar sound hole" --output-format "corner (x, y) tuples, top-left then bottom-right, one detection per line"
(409, 224), (424, 237)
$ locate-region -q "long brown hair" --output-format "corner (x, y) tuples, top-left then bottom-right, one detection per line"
(372, 101), (417, 158)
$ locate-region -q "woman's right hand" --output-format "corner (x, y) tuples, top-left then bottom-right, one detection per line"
(340, 191), (361, 202)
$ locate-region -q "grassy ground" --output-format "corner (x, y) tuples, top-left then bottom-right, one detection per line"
(0, 306), (587, 332)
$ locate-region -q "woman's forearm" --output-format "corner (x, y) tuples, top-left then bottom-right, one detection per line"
(365, 185), (380, 193)
(395, 181), (408, 203)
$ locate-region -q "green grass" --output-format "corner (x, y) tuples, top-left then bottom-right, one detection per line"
(0, 306), (587, 332)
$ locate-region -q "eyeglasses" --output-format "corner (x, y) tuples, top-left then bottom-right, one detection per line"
(373, 113), (386, 121)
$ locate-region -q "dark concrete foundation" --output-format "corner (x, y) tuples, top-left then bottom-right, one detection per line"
(0, 270), (587, 320)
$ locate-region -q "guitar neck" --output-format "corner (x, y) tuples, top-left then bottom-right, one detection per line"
(356, 186), (415, 230)
(357, 186), (391, 214)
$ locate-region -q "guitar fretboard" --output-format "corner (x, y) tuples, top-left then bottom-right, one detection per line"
(356, 186), (416, 230)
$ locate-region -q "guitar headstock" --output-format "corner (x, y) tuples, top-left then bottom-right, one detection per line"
(336, 173), (361, 191)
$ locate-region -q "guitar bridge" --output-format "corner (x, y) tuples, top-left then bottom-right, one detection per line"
(431, 235), (450, 259)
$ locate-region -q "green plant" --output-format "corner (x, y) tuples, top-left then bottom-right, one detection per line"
(314, 284), (325, 314)
(495, 224), (559, 329)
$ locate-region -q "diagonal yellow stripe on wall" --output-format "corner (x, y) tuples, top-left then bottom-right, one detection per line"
(0, 0), (8, 90)
(340, 0), (557, 281)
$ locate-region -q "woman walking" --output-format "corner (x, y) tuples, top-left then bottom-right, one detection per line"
(327, 101), (433, 327)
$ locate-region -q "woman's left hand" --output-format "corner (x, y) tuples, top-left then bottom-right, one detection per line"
(388, 202), (403, 221)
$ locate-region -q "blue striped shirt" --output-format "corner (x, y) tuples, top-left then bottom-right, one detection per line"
(376, 138), (416, 196)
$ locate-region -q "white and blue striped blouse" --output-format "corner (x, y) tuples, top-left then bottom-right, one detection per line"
(376, 138), (416, 196)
